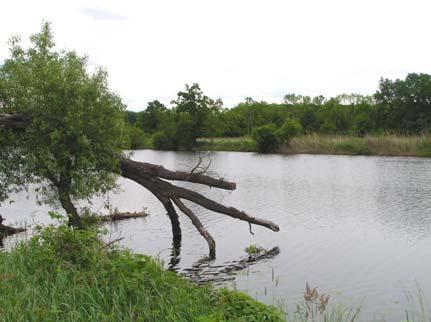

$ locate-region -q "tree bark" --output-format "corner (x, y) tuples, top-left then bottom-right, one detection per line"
(102, 211), (149, 222)
(54, 180), (83, 229)
(173, 198), (216, 258)
(0, 215), (25, 238)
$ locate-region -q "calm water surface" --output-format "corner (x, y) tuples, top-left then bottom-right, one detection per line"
(3, 150), (431, 321)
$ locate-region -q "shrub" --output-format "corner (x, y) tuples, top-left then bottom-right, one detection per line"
(319, 121), (337, 134)
(152, 131), (176, 150)
(252, 124), (279, 153)
(127, 126), (152, 149)
(277, 118), (303, 144)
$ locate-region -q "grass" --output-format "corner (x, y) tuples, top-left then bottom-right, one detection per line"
(0, 224), (284, 322)
(197, 137), (257, 152)
(282, 134), (431, 157)
(2, 223), (431, 321)
(197, 135), (431, 157)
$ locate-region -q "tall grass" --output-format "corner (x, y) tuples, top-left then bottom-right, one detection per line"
(280, 134), (431, 157)
(197, 137), (257, 152)
(197, 135), (431, 157)
(0, 224), (283, 322)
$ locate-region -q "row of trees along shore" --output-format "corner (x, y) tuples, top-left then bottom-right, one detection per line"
(125, 73), (431, 152)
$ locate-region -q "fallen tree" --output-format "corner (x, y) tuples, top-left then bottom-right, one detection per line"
(0, 215), (25, 239)
(0, 112), (279, 257)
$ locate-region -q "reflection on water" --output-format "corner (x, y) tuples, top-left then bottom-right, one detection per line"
(2, 150), (431, 321)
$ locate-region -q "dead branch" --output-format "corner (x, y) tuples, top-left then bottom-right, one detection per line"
(179, 246), (280, 284)
(101, 211), (149, 222)
(172, 198), (216, 258)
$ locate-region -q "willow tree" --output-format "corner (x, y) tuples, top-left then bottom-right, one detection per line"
(0, 23), (278, 257)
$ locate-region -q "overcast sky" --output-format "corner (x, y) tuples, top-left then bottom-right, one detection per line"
(1, 0), (430, 110)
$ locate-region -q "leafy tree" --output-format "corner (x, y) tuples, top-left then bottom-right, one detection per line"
(351, 113), (372, 136)
(298, 107), (321, 133)
(127, 126), (149, 149)
(312, 95), (326, 106)
(138, 100), (167, 134)
(277, 118), (303, 143)
(375, 73), (431, 133)
(171, 83), (222, 146)
(252, 124), (279, 153)
(152, 131), (176, 150)
(283, 93), (302, 105)
(0, 22), (126, 227)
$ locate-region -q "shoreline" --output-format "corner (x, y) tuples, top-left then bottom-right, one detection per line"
(195, 134), (431, 158)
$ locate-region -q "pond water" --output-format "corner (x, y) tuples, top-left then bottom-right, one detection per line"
(2, 150), (431, 321)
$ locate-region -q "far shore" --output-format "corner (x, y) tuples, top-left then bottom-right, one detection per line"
(195, 134), (431, 157)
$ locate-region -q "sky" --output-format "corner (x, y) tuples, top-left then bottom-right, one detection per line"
(1, 0), (430, 111)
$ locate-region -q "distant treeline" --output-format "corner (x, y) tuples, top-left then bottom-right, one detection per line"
(124, 73), (431, 150)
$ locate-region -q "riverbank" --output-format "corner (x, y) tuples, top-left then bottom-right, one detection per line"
(0, 224), (283, 321)
(197, 135), (431, 157)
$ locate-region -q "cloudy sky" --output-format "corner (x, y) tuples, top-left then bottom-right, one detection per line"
(1, 0), (430, 110)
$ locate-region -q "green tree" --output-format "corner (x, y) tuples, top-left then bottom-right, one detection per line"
(252, 124), (279, 153)
(277, 118), (303, 144)
(138, 100), (167, 134)
(171, 83), (222, 147)
(375, 73), (431, 132)
(0, 22), (126, 227)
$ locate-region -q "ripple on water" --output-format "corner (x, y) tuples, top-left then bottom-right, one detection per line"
(3, 151), (431, 321)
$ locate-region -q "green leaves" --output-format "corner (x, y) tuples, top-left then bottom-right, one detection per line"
(0, 22), (126, 206)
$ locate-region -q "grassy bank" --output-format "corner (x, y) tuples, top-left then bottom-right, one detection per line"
(0, 224), (283, 322)
(197, 137), (257, 152)
(197, 135), (431, 157)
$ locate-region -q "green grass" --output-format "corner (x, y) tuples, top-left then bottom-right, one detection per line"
(283, 134), (431, 157)
(2, 223), (431, 321)
(197, 137), (257, 152)
(0, 224), (283, 322)
(197, 135), (431, 157)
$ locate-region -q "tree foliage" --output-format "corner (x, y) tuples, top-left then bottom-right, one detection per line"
(252, 124), (279, 153)
(0, 22), (126, 224)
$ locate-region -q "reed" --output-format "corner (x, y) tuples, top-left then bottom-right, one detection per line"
(197, 134), (431, 157)
(281, 134), (431, 157)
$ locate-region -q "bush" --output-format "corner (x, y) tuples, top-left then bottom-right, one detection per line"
(127, 126), (152, 149)
(252, 124), (279, 153)
(319, 121), (337, 134)
(277, 118), (303, 143)
(152, 131), (176, 150)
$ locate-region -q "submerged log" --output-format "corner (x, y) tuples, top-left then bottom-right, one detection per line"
(101, 211), (149, 222)
(0, 113), (280, 257)
(178, 246), (280, 284)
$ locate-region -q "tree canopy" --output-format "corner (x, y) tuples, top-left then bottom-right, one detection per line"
(0, 22), (126, 226)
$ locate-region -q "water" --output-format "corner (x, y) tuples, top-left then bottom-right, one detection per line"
(2, 150), (431, 321)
